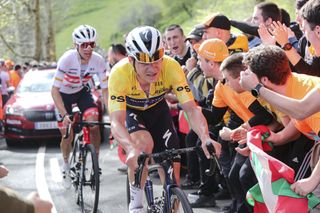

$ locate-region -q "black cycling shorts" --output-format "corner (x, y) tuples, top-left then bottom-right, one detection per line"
(126, 99), (180, 157)
(60, 87), (97, 117)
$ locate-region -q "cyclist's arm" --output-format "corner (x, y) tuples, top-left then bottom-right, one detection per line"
(181, 100), (221, 158)
(109, 110), (134, 153)
(101, 88), (108, 110)
(51, 86), (68, 117)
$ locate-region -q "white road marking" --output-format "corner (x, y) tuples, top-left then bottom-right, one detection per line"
(50, 158), (62, 183)
(36, 146), (58, 213)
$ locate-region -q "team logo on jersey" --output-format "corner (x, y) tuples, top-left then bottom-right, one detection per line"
(110, 95), (125, 102)
(176, 86), (191, 92)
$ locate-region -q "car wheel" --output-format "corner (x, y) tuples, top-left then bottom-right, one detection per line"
(6, 139), (18, 147)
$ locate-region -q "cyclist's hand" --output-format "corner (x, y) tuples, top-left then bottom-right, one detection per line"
(62, 115), (72, 128)
(291, 177), (318, 196)
(202, 139), (221, 159)
(125, 148), (140, 170)
(27, 192), (52, 213)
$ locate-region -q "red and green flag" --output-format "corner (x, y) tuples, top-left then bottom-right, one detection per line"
(246, 125), (320, 213)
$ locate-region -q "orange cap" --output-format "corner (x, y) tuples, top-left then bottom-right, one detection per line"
(5, 59), (14, 67)
(198, 38), (229, 62)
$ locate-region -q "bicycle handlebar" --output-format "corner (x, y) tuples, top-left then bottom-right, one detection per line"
(63, 121), (111, 139)
(134, 141), (217, 187)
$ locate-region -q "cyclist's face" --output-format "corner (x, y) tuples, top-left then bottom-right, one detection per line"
(77, 42), (95, 62)
(135, 59), (163, 84)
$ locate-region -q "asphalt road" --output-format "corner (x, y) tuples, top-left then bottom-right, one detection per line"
(0, 137), (230, 213)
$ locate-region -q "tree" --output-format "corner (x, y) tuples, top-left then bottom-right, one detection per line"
(0, 0), (56, 63)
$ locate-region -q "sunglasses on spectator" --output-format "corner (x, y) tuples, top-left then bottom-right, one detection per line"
(79, 42), (96, 49)
(135, 48), (164, 63)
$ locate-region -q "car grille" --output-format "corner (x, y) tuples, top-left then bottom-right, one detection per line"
(23, 110), (57, 122)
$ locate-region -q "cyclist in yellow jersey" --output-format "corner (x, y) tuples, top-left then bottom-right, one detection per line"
(108, 26), (221, 213)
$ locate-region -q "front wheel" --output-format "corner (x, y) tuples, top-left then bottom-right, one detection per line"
(166, 187), (193, 213)
(80, 143), (100, 213)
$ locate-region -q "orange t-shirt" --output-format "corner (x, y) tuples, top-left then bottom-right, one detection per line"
(9, 70), (21, 88)
(212, 81), (254, 122)
(285, 73), (320, 140)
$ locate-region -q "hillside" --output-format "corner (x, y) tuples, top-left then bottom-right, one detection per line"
(53, 0), (295, 57)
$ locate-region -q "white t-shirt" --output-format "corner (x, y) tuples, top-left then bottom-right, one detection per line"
(53, 49), (108, 94)
(0, 70), (10, 95)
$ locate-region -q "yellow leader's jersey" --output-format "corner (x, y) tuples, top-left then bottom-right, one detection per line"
(108, 55), (194, 113)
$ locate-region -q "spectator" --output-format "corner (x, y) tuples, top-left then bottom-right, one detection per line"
(239, 44), (319, 198)
(0, 165), (52, 213)
(108, 43), (127, 68)
(164, 24), (192, 66)
(184, 27), (204, 72)
(9, 64), (22, 89)
(261, 0), (320, 76)
(0, 59), (10, 105)
(198, 13), (249, 53)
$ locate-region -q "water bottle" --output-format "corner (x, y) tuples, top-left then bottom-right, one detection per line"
(145, 176), (154, 206)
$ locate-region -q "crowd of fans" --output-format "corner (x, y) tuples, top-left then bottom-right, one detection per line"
(2, 0), (320, 212)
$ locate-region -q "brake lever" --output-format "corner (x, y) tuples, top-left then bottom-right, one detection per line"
(205, 141), (216, 176)
(63, 123), (71, 139)
(134, 153), (148, 188)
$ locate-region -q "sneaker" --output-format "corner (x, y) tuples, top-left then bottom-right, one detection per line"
(214, 188), (231, 200)
(129, 207), (144, 213)
(189, 194), (216, 208)
(117, 164), (128, 174)
(188, 191), (201, 198)
(62, 170), (71, 189)
(62, 162), (71, 188)
(181, 179), (200, 190)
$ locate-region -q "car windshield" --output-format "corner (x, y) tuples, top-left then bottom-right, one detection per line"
(17, 70), (55, 93)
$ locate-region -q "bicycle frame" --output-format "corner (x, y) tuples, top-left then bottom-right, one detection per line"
(66, 111), (110, 213)
(133, 146), (214, 212)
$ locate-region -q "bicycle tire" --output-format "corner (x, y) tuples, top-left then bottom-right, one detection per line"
(126, 174), (130, 207)
(80, 143), (100, 213)
(166, 187), (193, 213)
(68, 137), (82, 205)
(69, 138), (80, 176)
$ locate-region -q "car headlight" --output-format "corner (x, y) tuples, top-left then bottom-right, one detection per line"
(5, 106), (24, 116)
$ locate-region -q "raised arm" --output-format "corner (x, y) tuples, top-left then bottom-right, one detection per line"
(240, 70), (320, 119)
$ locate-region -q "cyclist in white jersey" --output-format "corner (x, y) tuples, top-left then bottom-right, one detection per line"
(51, 25), (108, 181)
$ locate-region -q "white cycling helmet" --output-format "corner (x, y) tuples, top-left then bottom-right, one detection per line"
(72, 25), (97, 44)
(125, 26), (164, 63)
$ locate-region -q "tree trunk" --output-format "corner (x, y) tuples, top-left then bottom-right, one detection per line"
(44, 0), (56, 62)
(34, 0), (41, 61)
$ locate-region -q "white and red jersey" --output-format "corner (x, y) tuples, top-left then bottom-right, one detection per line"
(53, 49), (108, 94)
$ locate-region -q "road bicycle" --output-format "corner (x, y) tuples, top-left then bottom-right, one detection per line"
(65, 114), (110, 213)
(126, 142), (218, 213)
